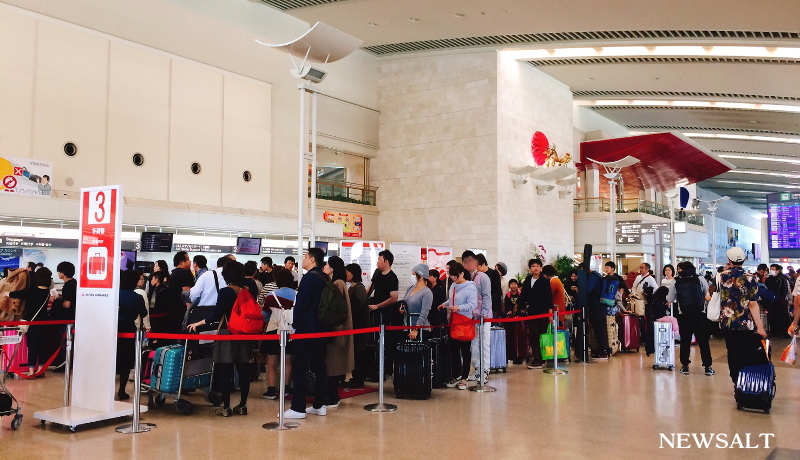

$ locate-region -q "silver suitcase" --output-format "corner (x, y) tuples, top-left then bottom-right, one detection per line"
(651, 321), (675, 371)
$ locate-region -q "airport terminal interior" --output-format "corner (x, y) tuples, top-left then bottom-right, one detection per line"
(1, 0), (800, 458)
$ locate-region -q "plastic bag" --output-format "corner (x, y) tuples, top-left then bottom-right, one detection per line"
(781, 336), (797, 365)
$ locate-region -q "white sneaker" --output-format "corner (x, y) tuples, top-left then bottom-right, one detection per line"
(445, 379), (458, 388)
(467, 374), (479, 382)
(327, 402), (339, 408)
(280, 409), (306, 419)
(306, 406), (327, 416)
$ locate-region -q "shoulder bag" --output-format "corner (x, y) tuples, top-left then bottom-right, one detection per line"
(706, 274), (721, 322)
(19, 295), (49, 335)
(449, 286), (475, 342)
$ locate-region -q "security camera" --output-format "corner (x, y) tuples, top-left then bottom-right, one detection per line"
(290, 66), (327, 83)
(536, 184), (555, 195)
(512, 177), (528, 188)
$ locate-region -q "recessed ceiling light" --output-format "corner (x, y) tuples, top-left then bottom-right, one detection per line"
(368, 22), (377, 26)
(585, 77), (595, 81)
(454, 13), (466, 17)
(501, 45), (800, 61)
(409, 17), (419, 22)
(750, 120), (759, 124)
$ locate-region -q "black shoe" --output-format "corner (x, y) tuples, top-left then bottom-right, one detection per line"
(262, 387), (278, 400)
(344, 380), (365, 389)
(704, 367), (715, 376)
(232, 404), (247, 415)
(118, 392), (130, 401)
(680, 366), (690, 375)
(284, 385), (293, 395)
(215, 407), (233, 417)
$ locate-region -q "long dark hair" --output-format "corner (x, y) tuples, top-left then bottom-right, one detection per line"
(327, 256), (347, 283)
(345, 263), (362, 283)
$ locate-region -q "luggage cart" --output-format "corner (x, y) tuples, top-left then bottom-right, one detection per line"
(141, 335), (219, 415)
(0, 327), (24, 430)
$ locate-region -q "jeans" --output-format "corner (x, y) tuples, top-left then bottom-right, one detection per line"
(290, 338), (328, 412)
(677, 313), (712, 368)
(470, 322), (491, 374)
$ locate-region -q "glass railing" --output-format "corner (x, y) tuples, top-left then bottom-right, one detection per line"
(312, 180), (377, 206)
(573, 198), (705, 227)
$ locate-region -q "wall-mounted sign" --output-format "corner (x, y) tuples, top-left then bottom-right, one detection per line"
(0, 236), (79, 249)
(616, 221), (672, 244)
(0, 248), (22, 271)
(340, 240), (384, 283)
(173, 244), (233, 254)
(0, 156), (54, 197)
(323, 211), (363, 238)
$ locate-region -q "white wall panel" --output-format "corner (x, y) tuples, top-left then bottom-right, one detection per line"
(106, 42), (170, 201)
(221, 75), (271, 211)
(0, 8), (36, 157)
(32, 21), (108, 191)
(168, 60), (223, 205)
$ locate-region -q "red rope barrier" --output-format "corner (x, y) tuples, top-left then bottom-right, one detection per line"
(8, 333), (66, 379)
(0, 320), (75, 326)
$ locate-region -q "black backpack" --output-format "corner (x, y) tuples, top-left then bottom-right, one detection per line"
(675, 275), (705, 313)
(309, 271), (349, 329)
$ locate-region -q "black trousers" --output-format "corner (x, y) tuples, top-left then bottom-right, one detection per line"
(766, 300), (790, 337)
(677, 313), (712, 367)
(723, 330), (769, 384)
(450, 339), (471, 380)
(351, 345), (366, 384)
(588, 304), (609, 356)
(25, 326), (48, 368)
(526, 317), (551, 365)
(215, 362), (251, 408)
(290, 338), (328, 412)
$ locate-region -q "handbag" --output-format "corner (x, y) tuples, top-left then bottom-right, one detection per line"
(448, 289), (475, 342)
(270, 292), (294, 333)
(707, 274), (721, 322)
(18, 296), (48, 335)
(540, 324), (568, 360)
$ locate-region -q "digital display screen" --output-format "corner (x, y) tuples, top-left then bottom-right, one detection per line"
(235, 237), (262, 256)
(768, 192), (800, 250)
(140, 232), (174, 253)
(310, 241), (329, 254)
(121, 250), (137, 270)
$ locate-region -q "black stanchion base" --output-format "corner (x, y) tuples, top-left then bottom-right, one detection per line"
(364, 403), (397, 412)
(262, 422), (299, 430)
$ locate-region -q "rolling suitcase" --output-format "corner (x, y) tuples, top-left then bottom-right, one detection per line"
(735, 363), (775, 413)
(428, 337), (452, 388)
(619, 314), (641, 352)
(393, 341), (432, 399)
(489, 327), (507, 373)
(141, 350), (156, 385)
(152, 345), (185, 393)
(651, 321), (675, 371)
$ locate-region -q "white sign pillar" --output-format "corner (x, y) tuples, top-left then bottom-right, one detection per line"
(35, 185), (144, 430)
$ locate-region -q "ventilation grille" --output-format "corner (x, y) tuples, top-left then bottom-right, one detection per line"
(528, 57), (800, 66)
(626, 125), (800, 136)
(588, 106), (781, 114)
(572, 90), (800, 102)
(364, 30), (800, 55)
(712, 149), (800, 158)
(259, 0), (345, 10)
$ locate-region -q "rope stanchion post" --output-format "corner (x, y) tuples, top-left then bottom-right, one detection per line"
(263, 330), (299, 431)
(116, 328), (156, 434)
(470, 316), (496, 393)
(544, 311), (567, 375)
(63, 324), (73, 407)
(364, 324), (397, 412)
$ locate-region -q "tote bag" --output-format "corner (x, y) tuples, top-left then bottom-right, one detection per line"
(706, 274), (721, 322)
(449, 288), (475, 342)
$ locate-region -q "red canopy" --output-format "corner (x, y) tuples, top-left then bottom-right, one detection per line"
(578, 132), (734, 191)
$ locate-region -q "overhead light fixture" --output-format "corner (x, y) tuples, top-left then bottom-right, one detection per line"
(501, 45), (800, 61)
(408, 17), (419, 21)
(453, 13), (466, 17)
(729, 170), (800, 179)
(737, 190), (770, 194)
(681, 133), (800, 145)
(718, 154), (800, 166)
(717, 180), (800, 189)
(574, 99), (800, 114)
(368, 22), (377, 26)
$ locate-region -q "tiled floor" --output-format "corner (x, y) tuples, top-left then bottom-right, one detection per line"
(1, 337), (798, 460)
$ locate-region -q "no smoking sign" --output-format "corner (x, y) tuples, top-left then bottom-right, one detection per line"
(2, 175), (17, 190)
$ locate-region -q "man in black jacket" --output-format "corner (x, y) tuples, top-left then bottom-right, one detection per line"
(765, 264), (791, 338)
(282, 247), (328, 419)
(518, 259), (553, 369)
(477, 254), (503, 319)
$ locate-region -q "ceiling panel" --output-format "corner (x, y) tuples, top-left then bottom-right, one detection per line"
(38, 0), (128, 34)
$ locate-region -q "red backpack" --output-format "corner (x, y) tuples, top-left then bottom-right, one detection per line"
(227, 287), (264, 335)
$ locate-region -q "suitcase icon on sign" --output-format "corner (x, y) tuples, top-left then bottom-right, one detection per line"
(86, 247), (108, 280)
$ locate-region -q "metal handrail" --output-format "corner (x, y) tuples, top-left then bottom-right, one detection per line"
(573, 198), (705, 227)
(312, 179), (377, 206)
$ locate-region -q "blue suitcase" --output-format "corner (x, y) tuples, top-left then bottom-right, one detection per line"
(152, 345), (184, 394)
(489, 327), (507, 373)
(735, 363), (776, 414)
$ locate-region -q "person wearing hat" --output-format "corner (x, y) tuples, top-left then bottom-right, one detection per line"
(400, 264), (434, 341)
(495, 262), (510, 299)
(718, 247), (768, 385)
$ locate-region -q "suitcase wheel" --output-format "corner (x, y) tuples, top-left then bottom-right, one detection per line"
(502, 368), (507, 373)
(652, 365), (658, 370)
(206, 391), (222, 407)
(155, 393), (167, 407)
(174, 399), (193, 415)
(737, 403), (743, 411)
(668, 366), (674, 371)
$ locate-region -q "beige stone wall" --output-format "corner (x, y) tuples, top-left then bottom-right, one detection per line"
(373, 51), (575, 274)
(373, 52), (499, 255)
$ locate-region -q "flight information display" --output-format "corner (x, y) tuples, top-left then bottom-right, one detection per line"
(768, 192), (800, 250)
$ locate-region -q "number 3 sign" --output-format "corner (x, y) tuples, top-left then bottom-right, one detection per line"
(79, 186), (121, 290)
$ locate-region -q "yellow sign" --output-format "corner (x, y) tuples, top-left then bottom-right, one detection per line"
(323, 212), (363, 238)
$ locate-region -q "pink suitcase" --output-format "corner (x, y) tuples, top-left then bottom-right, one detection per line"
(620, 314), (640, 352)
(1, 330), (28, 371)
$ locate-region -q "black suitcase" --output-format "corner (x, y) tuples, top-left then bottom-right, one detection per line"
(393, 341), (432, 400)
(428, 337), (451, 388)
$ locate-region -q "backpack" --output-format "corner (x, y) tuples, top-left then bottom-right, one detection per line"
(270, 292), (294, 333)
(675, 275), (705, 314)
(309, 271), (349, 329)
(600, 277), (619, 307)
(227, 287), (265, 335)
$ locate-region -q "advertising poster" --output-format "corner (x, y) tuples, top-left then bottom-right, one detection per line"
(323, 211), (363, 238)
(21, 249), (46, 267)
(339, 240), (384, 286)
(0, 248), (22, 271)
(0, 156), (54, 197)
(390, 243), (422, 299)
(424, 246), (453, 281)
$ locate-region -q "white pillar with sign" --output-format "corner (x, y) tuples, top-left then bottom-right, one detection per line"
(35, 185), (145, 430)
